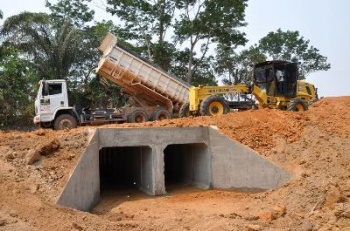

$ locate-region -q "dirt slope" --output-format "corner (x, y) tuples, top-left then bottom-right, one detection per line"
(1, 96), (350, 231)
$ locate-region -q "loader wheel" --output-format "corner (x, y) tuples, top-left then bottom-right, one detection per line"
(53, 114), (77, 130)
(152, 108), (172, 121)
(179, 102), (190, 118)
(287, 98), (308, 111)
(128, 110), (148, 123)
(200, 95), (229, 116)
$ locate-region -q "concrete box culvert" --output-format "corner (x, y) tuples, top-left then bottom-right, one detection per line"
(57, 127), (292, 211)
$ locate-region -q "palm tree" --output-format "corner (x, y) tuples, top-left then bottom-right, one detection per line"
(1, 12), (80, 80)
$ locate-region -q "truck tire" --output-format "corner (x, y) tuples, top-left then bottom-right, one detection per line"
(179, 102), (190, 118)
(200, 95), (229, 116)
(287, 98), (308, 111)
(152, 108), (172, 121)
(127, 110), (148, 123)
(54, 114), (77, 130)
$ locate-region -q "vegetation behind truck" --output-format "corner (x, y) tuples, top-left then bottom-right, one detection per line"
(33, 33), (190, 130)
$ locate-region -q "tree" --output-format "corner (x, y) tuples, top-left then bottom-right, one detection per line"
(174, 0), (248, 83)
(170, 48), (217, 86)
(45, 0), (95, 27)
(215, 44), (266, 85)
(258, 29), (331, 79)
(1, 12), (81, 80)
(0, 46), (37, 127)
(106, 0), (176, 71)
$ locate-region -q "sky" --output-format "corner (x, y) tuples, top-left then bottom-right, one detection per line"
(1, 0), (349, 97)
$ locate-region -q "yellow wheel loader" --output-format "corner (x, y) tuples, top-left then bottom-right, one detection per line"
(180, 60), (318, 117)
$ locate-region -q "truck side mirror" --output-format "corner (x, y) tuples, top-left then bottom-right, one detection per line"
(42, 81), (49, 96)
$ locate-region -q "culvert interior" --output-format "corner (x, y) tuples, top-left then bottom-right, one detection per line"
(164, 143), (210, 192)
(99, 146), (153, 195)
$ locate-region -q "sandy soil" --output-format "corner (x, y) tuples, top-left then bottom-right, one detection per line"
(1, 96), (350, 231)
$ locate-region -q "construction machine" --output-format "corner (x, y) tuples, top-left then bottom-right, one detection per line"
(180, 60), (318, 117)
(33, 33), (189, 130)
(33, 32), (318, 130)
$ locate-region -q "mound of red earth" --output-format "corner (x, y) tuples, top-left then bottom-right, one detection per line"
(0, 96), (350, 230)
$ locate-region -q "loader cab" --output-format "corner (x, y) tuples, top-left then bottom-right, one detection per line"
(253, 60), (298, 98)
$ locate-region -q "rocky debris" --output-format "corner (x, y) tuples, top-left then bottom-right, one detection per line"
(26, 139), (61, 165)
(27, 150), (42, 165)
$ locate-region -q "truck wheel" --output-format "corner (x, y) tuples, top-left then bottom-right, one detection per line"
(287, 98), (308, 111)
(54, 114), (77, 130)
(179, 102), (190, 118)
(200, 95), (229, 116)
(128, 110), (148, 123)
(152, 108), (172, 121)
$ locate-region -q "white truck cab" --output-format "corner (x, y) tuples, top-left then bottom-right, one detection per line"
(34, 79), (77, 129)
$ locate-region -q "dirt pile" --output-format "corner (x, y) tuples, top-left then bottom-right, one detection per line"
(0, 96), (350, 230)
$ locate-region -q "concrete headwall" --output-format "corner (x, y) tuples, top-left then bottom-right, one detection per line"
(209, 127), (290, 191)
(57, 126), (291, 211)
(57, 130), (100, 210)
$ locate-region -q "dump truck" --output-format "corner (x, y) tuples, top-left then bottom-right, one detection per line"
(33, 33), (189, 130)
(179, 60), (318, 117)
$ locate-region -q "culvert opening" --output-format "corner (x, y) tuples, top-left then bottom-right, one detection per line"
(99, 146), (153, 195)
(164, 143), (210, 192)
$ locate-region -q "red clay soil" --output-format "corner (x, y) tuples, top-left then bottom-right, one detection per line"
(1, 96), (350, 231)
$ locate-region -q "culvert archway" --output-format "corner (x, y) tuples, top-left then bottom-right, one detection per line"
(99, 146), (153, 195)
(57, 127), (292, 211)
(164, 143), (210, 192)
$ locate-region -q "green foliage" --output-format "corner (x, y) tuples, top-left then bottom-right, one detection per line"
(1, 12), (80, 80)
(106, 0), (248, 84)
(170, 48), (217, 86)
(106, 0), (176, 70)
(217, 29), (331, 83)
(174, 0), (248, 83)
(258, 29), (331, 79)
(216, 44), (266, 84)
(45, 0), (95, 27)
(0, 46), (38, 127)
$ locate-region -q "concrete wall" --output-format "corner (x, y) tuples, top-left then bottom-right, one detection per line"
(57, 130), (100, 211)
(57, 126), (292, 211)
(209, 126), (291, 191)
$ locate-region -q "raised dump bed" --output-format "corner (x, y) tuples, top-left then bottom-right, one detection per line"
(96, 33), (189, 115)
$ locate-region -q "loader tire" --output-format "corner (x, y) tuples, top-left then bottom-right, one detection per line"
(179, 102), (190, 118)
(53, 114), (77, 130)
(287, 98), (308, 111)
(127, 110), (148, 123)
(200, 95), (229, 116)
(152, 108), (172, 121)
